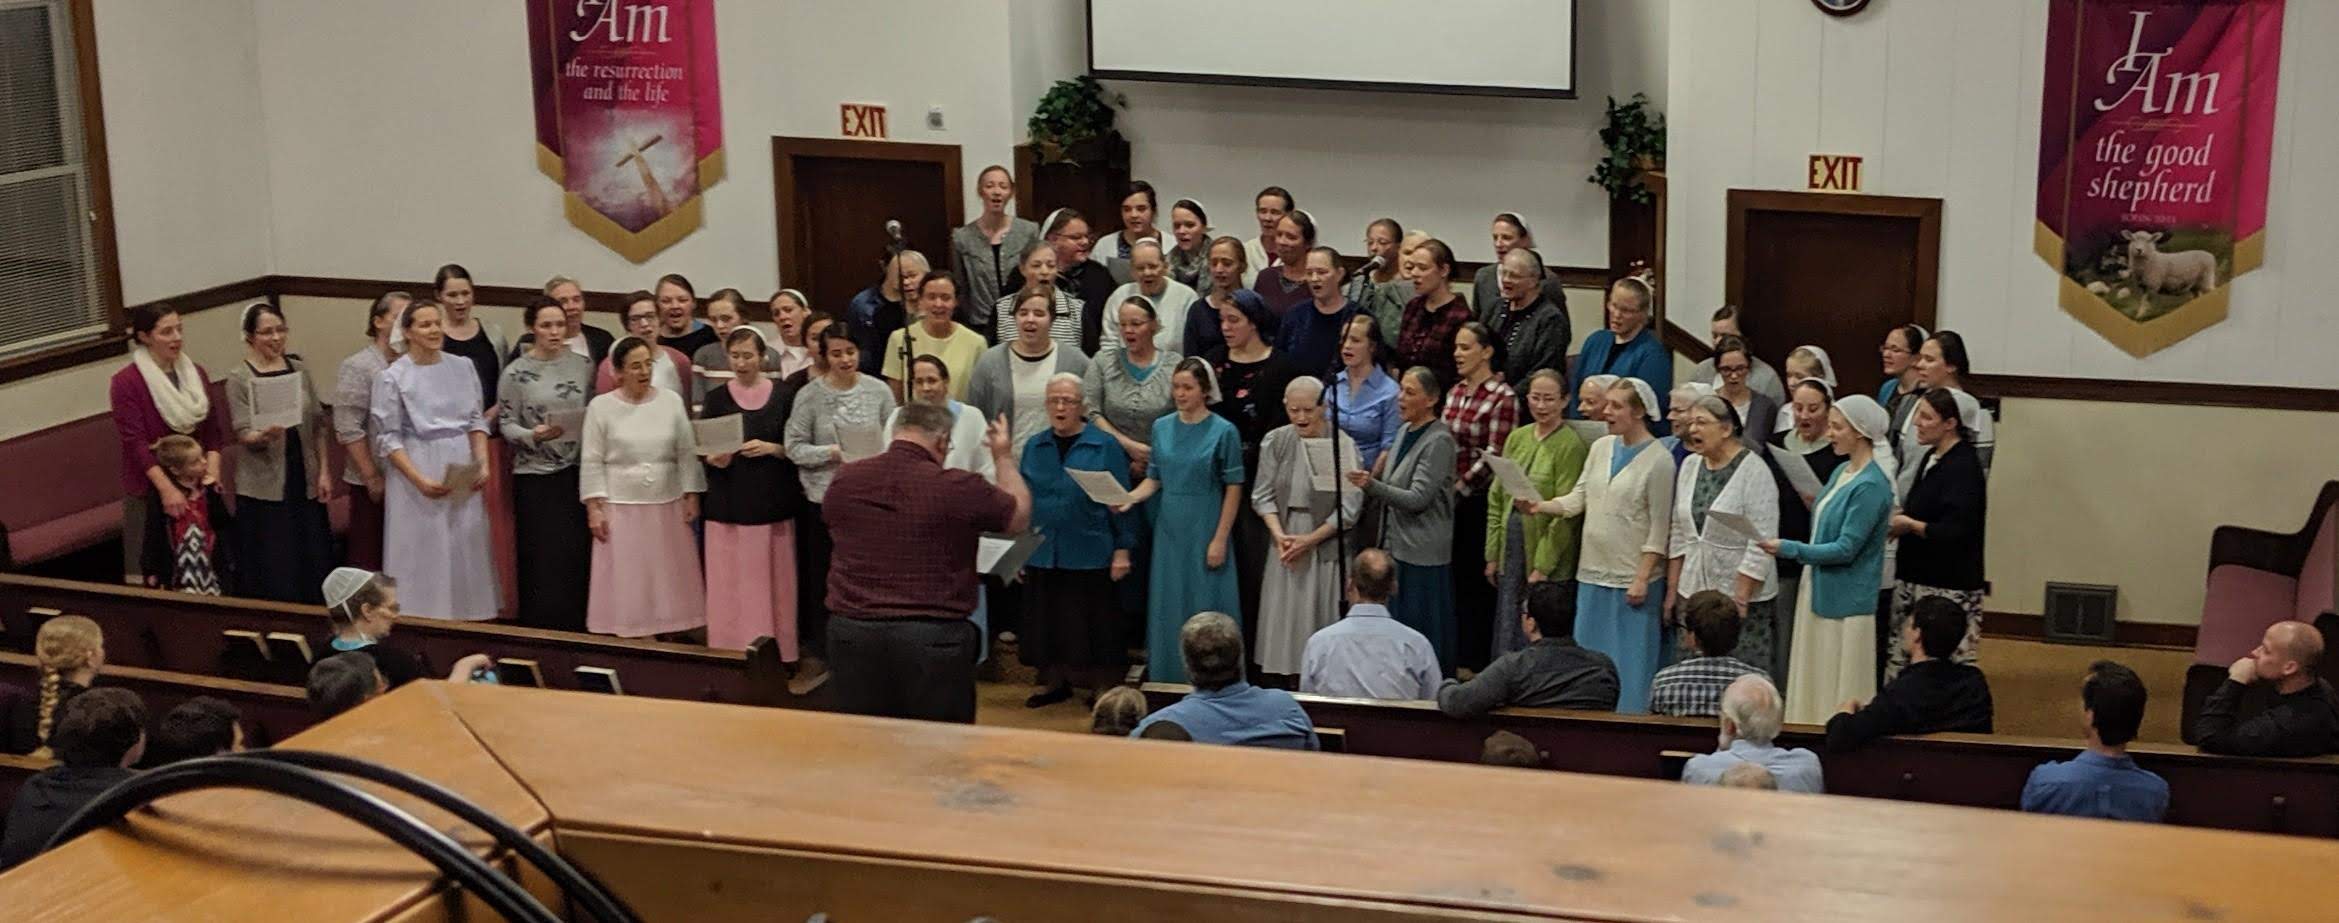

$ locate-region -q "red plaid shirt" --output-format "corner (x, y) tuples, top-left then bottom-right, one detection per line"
(1441, 376), (1517, 492)
(823, 442), (1017, 618)
(1395, 293), (1474, 388)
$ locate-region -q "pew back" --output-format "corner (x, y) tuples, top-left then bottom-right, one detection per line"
(0, 651), (312, 747)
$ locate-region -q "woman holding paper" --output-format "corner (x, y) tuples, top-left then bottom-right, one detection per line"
(1485, 370), (1588, 660)
(1117, 358), (1244, 684)
(1768, 378), (1848, 684)
(498, 298), (596, 632)
(1533, 379), (1674, 712)
(1667, 395), (1782, 687)
(1252, 377), (1364, 679)
(1019, 375), (1137, 706)
(701, 327), (808, 656)
(222, 302), (334, 603)
(1350, 367), (1460, 672)
(1885, 388), (1989, 680)
(785, 327), (899, 659)
(1759, 395), (1896, 726)
(371, 299), (499, 620)
(580, 336), (706, 639)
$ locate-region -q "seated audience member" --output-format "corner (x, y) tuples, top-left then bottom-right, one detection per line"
(1133, 613), (1319, 750)
(0, 688), (147, 869)
(1139, 721), (1193, 742)
(319, 568), (494, 688)
(1437, 583), (1620, 718)
(308, 651), (387, 720)
(1090, 686), (1148, 737)
(1719, 763), (1779, 790)
(4, 616), (105, 756)
(2194, 620), (2339, 757)
(2022, 661), (2167, 822)
(1649, 591), (1771, 717)
(1300, 550), (1440, 700)
(1682, 675), (1824, 794)
(1481, 730), (1545, 768)
(149, 696), (245, 766)
(1824, 596), (1994, 751)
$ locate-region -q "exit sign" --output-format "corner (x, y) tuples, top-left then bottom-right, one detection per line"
(1808, 154), (1864, 192)
(840, 103), (888, 139)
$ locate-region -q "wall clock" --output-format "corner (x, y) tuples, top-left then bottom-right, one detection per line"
(1812, 0), (1872, 16)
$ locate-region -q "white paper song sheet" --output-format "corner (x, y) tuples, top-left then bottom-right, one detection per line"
(1484, 454), (1543, 505)
(441, 462), (483, 504)
(544, 406), (587, 435)
(249, 373), (305, 430)
(1703, 508), (1764, 544)
(837, 422), (885, 462)
(1301, 436), (1359, 494)
(691, 415), (744, 456)
(976, 530), (1044, 581)
(1067, 468), (1139, 506)
(1772, 449), (1824, 505)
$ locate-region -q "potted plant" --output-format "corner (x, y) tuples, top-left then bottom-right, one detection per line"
(1028, 76), (1127, 166)
(1589, 93), (1665, 204)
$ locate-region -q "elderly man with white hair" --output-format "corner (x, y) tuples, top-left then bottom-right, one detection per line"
(1681, 674), (1824, 794)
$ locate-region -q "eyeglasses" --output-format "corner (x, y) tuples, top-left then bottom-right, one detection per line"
(1044, 395), (1082, 406)
(1717, 364), (1751, 375)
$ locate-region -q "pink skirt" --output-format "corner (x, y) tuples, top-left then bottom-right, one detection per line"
(703, 521), (798, 659)
(586, 500), (707, 637)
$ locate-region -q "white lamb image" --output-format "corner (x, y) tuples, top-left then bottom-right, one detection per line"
(2119, 230), (2219, 297)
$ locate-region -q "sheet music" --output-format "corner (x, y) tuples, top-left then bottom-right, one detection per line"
(977, 530), (1044, 582)
(691, 414), (744, 456)
(837, 422), (884, 462)
(250, 373), (305, 431)
(441, 462), (483, 504)
(1068, 468), (1139, 506)
(697, 368), (736, 381)
(1772, 449), (1823, 505)
(544, 406), (587, 435)
(1485, 454), (1544, 505)
(1703, 508), (1765, 543)
(1565, 420), (1609, 447)
(1302, 436), (1359, 494)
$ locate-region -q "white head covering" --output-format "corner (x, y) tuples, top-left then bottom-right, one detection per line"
(1792, 344), (1838, 389)
(1835, 394), (1891, 445)
(322, 567), (386, 615)
(238, 301), (273, 334)
(1671, 380), (1716, 405)
(1911, 387), (1985, 434)
(1619, 377), (1663, 422)
(1579, 373), (1619, 395)
(1183, 358), (1224, 405)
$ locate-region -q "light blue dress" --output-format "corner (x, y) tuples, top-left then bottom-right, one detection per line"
(1145, 413), (1246, 682)
(1572, 438), (1669, 713)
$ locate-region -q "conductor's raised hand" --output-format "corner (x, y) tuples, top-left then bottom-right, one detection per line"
(986, 413), (1015, 457)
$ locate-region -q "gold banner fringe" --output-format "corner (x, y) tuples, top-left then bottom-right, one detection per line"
(2058, 276), (2230, 358)
(2233, 229), (2266, 276)
(565, 192), (705, 264)
(536, 143), (564, 184)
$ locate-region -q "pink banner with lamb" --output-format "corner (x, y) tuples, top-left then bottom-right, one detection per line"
(2034, 0), (2282, 357)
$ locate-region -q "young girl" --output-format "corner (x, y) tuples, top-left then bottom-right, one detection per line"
(11, 616), (102, 756)
(142, 434), (235, 595)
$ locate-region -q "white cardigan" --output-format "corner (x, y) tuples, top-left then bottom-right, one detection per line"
(1668, 447), (1780, 603)
(1552, 434), (1676, 589)
(579, 388), (706, 505)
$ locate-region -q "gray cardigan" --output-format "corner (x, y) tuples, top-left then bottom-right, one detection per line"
(1363, 419), (1458, 566)
(951, 217), (1041, 330)
(224, 356), (330, 502)
(964, 342), (1092, 426)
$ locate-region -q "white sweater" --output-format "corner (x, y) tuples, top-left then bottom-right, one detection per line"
(1552, 435), (1676, 589)
(1668, 447), (1781, 603)
(579, 388), (706, 504)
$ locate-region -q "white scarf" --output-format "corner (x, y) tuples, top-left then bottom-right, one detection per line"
(132, 346), (211, 433)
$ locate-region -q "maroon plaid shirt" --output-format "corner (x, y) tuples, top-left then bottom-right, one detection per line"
(1441, 376), (1518, 492)
(1395, 294), (1473, 388)
(823, 442), (1017, 618)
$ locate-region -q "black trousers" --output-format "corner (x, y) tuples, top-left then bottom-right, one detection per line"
(796, 504), (833, 659)
(1452, 489), (1495, 672)
(829, 614), (979, 723)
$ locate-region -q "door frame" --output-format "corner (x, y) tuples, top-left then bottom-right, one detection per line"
(770, 136), (964, 293)
(1724, 188), (1943, 333)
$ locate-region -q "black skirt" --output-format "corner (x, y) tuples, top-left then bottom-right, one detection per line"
(513, 468), (591, 632)
(234, 428), (332, 604)
(1019, 567), (1125, 672)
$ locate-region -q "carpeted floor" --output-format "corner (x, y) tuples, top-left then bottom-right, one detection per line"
(973, 636), (2203, 744)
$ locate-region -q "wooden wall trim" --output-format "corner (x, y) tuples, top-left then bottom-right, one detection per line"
(1969, 374), (2339, 413)
(1982, 610), (2198, 651)
(1661, 320), (1711, 361)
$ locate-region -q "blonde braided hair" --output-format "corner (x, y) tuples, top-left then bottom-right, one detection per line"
(33, 616), (104, 757)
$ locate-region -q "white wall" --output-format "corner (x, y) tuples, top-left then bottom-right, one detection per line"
(1667, 0), (2339, 388)
(91, 0), (273, 303)
(249, 0), (1016, 297)
(1086, 0), (1666, 268)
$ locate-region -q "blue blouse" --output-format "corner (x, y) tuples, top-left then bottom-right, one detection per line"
(1570, 328), (1673, 419)
(1019, 423), (1138, 571)
(1326, 366), (1402, 469)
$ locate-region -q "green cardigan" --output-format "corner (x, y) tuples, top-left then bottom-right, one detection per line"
(1485, 422), (1589, 579)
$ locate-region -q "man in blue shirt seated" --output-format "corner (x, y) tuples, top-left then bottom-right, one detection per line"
(1133, 612), (1318, 750)
(1301, 550), (1440, 700)
(2022, 660), (2168, 822)
(1681, 675), (1825, 794)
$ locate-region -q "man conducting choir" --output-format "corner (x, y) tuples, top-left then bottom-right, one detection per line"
(822, 403), (1031, 723)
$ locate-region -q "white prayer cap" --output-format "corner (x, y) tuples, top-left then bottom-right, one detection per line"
(1579, 373), (1619, 394)
(1834, 395), (1891, 445)
(1671, 380), (1716, 404)
(1793, 345), (1838, 388)
(1618, 377), (1663, 422)
(322, 567), (386, 613)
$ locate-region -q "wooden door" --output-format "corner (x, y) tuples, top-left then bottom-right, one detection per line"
(772, 137), (963, 315)
(1726, 190), (1940, 399)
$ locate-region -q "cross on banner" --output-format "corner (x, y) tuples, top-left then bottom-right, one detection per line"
(615, 134), (672, 215)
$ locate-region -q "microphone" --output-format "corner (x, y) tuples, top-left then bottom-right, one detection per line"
(884, 219), (904, 242)
(1357, 254), (1384, 274)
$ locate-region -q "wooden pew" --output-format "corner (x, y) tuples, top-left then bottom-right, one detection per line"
(1143, 683), (2339, 838)
(0, 574), (794, 708)
(0, 752), (52, 815)
(0, 652), (312, 748)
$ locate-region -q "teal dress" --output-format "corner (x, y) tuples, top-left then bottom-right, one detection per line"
(1145, 412), (1247, 682)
